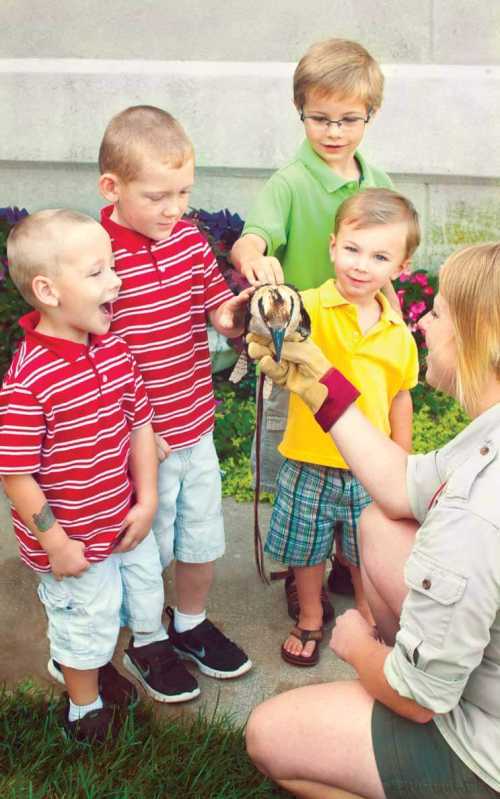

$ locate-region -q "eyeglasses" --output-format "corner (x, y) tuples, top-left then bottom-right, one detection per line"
(300, 110), (371, 131)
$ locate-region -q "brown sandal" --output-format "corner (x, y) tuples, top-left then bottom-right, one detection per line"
(281, 625), (323, 667)
(284, 571), (335, 627)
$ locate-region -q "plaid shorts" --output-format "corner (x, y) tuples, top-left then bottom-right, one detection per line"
(265, 459), (371, 567)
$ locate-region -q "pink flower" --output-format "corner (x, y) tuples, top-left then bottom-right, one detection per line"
(397, 289), (406, 308)
(398, 272), (410, 283)
(408, 300), (426, 320)
(413, 272), (429, 286)
(424, 285), (434, 295)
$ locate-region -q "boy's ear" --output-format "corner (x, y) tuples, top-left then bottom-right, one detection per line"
(32, 275), (59, 308)
(99, 173), (121, 202)
(328, 233), (337, 259)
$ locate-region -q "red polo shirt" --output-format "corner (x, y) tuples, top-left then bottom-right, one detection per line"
(101, 207), (234, 450)
(0, 312), (153, 572)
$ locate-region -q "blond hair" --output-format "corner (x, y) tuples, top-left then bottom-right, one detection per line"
(334, 188), (420, 258)
(293, 39), (384, 112)
(7, 209), (98, 307)
(439, 243), (500, 417)
(98, 105), (194, 182)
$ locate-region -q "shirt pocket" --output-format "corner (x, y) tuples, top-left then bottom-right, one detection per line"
(402, 551), (467, 651)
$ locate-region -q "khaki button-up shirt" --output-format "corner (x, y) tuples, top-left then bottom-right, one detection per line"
(384, 402), (500, 792)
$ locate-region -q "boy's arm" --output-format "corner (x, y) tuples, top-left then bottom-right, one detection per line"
(1, 474), (90, 579)
(382, 279), (403, 316)
(208, 286), (254, 338)
(230, 234), (284, 286)
(389, 390), (413, 452)
(113, 422), (158, 553)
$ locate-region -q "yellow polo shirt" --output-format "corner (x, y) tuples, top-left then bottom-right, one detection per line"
(279, 280), (419, 468)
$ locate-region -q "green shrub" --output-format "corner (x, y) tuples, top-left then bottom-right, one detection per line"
(413, 393), (469, 453)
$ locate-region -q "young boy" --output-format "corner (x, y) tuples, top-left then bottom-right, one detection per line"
(254, 189), (420, 666)
(98, 106), (253, 692)
(0, 211), (200, 744)
(231, 38), (398, 603)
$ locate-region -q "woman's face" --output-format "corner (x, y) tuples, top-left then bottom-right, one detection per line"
(418, 293), (457, 395)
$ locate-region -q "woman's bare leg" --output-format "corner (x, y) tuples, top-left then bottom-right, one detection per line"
(246, 680), (385, 799)
(359, 503), (418, 644)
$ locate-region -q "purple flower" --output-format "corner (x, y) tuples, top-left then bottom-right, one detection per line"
(0, 206), (29, 225)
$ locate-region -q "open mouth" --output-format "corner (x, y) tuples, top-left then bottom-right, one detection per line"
(100, 302), (112, 320)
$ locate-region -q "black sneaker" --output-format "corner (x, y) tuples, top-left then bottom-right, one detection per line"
(165, 606), (252, 679)
(122, 637), (200, 703)
(48, 659), (139, 709)
(61, 697), (121, 744)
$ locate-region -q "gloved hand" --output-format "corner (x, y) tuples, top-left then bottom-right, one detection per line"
(247, 333), (360, 431)
(247, 334), (332, 413)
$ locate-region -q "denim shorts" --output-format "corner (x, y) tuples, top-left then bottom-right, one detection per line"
(266, 459), (371, 567)
(372, 701), (500, 799)
(250, 381), (288, 494)
(37, 532), (164, 670)
(152, 432), (225, 568)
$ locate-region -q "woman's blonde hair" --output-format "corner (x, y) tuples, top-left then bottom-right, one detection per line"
(439, 242), (500, 416)
(293, 39), (384, 112)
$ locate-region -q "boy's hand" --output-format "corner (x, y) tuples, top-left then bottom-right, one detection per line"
(155, 434), (171, 462)
(210, 286), (255, 337)
(47, 537), (91, 581)
(113, 502), (156, 553)
(241, 256), (284, 286)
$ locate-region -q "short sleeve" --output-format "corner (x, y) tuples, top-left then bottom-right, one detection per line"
(199, 236), (234, 313)
(0, 380), (45, 474)
(400, 334), (419, 391)
(121, 350), (154, 430)
(242, 174), (292, 257)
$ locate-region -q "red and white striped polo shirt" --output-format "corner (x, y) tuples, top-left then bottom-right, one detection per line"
(101, 206), (234, 450)
(0, 312), (153, 572)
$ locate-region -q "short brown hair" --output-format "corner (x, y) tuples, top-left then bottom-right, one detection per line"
(439, 242), (500, 417)
(98, 105), (194, 183)
(7, 209), (98, 307)
(334, 188), (421, 258)
(293, 39), (384, 113)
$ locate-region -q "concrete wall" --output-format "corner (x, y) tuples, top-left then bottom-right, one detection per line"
(1, 2), (499, 269)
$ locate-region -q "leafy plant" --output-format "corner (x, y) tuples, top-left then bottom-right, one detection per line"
(0, 207), (30, 374)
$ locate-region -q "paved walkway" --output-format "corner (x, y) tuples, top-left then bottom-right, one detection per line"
(0, 488), (354, 724)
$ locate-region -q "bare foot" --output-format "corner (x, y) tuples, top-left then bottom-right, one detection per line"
(282, 610), (323, 659)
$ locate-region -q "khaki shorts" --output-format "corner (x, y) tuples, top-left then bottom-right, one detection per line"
(372, 701), (499, 799)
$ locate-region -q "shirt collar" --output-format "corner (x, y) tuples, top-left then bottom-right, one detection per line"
(319, 279), (404, 326)
(296, 139), (366, 193)
(100, 205), (154, 253)
(19, 311), (105, 362)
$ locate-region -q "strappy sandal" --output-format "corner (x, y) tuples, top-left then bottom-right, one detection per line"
(281, 625), (323, 667)
(284, 570), (335, 627)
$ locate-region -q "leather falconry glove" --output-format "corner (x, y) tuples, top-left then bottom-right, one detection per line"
(247, 333), (360, 432)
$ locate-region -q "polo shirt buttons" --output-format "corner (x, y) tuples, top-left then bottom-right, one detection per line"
(102, 375), (108, 383)
(422, 578), (432, 590)
(480, 446), (489, 455)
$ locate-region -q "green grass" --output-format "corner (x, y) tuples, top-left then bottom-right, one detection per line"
(0, 683), (285, 799)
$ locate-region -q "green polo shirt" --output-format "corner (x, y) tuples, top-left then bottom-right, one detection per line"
(242, 139), (393, 290)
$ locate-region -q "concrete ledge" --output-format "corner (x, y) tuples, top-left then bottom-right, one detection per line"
(1, 60), (499, 178)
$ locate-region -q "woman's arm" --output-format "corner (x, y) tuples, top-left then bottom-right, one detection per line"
(331, 610), (434, 723)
